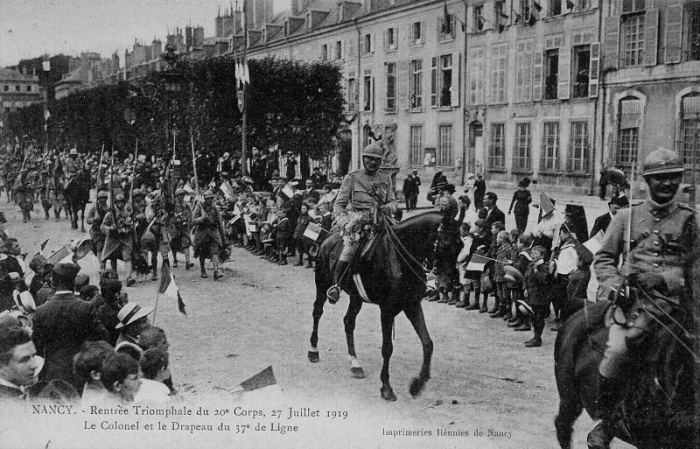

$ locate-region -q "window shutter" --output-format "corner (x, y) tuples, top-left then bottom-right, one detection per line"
(589, 42), (600, 98)
(393, 27), (398, 49)
(371, 32), (375, 53)
(603, 16), (620, 70)
(533, 48), (543, 101)
(399, 60), (409, 110)
(558, 45), (571, 100)
(421, 22), (425, 44)
(383, 29), (388, 51)
(644, 9), (659, 66)
(372, 76), (375, 111)
(451, 53), (461, 107)
(516, 41), (525, 103)
(664, 5), (683, 64)
(523, 40), (533, 102)
(431, 57), (437, 106)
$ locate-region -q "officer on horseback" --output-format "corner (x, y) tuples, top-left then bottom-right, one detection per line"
(589, 148), (696, 449)
(63, 148), (83, 186)
(326, 142), (397, 303)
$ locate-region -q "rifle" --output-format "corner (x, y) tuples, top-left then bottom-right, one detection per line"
(96, 143), (105, 190)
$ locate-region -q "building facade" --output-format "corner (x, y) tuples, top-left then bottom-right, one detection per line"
(0, 67), (42, 117)
(55, 52), (120, 99)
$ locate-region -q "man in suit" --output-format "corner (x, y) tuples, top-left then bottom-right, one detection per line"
(32, 263), (108, 391)
(590, 195), (629, 238)
(301, 179), (320, 204)
(483, 192), (506, 229)
(0, 322), (39, 400)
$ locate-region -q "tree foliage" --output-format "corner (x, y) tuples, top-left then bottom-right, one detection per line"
(5, 57), (345, 173)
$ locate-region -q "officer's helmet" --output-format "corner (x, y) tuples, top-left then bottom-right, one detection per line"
(642, 147), (685, 177)
(362, 143), (384, 160)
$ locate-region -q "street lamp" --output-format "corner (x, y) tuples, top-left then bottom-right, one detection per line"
(160, 44), (182, 159)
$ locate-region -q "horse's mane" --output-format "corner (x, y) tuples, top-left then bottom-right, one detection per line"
(393, 211), (443, 233)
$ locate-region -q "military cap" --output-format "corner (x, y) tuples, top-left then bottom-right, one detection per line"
(114, 193), (126, 202)
(362, 142), (384, 160)
(97, 190), (109, 199)
(175, 188), (186, 196)
(69, 148), (78, 155)
(131, 189), (145, 197)
(203, 190), (216, 199)
(642, 147), (684, 177)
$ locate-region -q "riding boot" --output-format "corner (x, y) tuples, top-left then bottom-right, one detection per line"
(184, 252), (193, 270)
(524, 318), (542, 346)
(587, 376), (624, 449)
(305, 259), (314, 269)
(327, 260), (349, 304)
(466, 288), (480, 310)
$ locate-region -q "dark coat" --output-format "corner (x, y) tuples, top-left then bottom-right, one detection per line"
(293, 213), (311, 240)
(485, 206), (506, 229)
(524, 261), (552, 306)
(32, 292), (108, 388)
(590, 212), (612, 238)
(301, 189), (320, 204)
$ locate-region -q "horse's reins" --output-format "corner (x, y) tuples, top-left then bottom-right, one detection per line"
(382, 218), (430, 287)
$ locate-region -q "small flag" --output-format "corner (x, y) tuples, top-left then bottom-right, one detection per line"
(514, 12), (523, 23)
(44, 109), (50, 121)
(441, 0), (451, 34)
(281, 182), (295, 199)
(232, 366), (276, 392)
(566, 0), (575, 8)
(42, 59), (51, 72)
(159, 263), (187, 315)
(533, 1), (542, 11)
(583, 230), (605, 254)
(466, 254), (489, 272)
(242, 61), (250, 84)
(219, 180), (234, 199)
(528, 13), (538, 26)
(48, 245), (71, 265)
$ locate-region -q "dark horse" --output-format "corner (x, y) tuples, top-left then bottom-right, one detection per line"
(64, 169), (91, 232)
(309, 211), (454, 401)
(554, 300), (697, 449)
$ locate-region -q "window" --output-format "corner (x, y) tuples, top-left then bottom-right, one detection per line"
(521, 0), (531, 19)
(474, 6), (484, 32)
(15, 85), (20, 92)
(689, 4), (700, 61)
(495, 2), (505, 22)
(386, 63), (396, 111)
(431, 57), (438, 106)
(680, 93), (700, 181)
(3, 85), (8, 92)
(26, 85), (32, 92)
(412, 21), (423, 45)
(409, 59), (423, 108)
(621, 0), (645, 14)
(439, 55), (453, 107)
(385, 27), (397, 51)
(321, 44), (328, 61)
(514, 123), (532, 170)
(335, 41), (343, 60)
(572, 45), (591, 98)
(363, 33), (373, 55)
(515, 39), (534, 103)
(549, 0), (562, 17)
(410, 126), (423, 164)
(490, 44), (507, 103)
(617, 98), (642, 165)
(541, 122), (560, 171)
(489, 123), (506, 169)
(544, 49), (559, 100)
(438, 125), (453, 166)
(347, 77), (357, 111)
(621, 14), (645, 67)
(569, 121), (590, 172)
(439, 14), (455, 40)
(363, 74), (372, 111)
(469, 47), (485, 105)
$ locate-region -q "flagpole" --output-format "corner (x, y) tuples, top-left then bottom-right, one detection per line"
(240, 0), (249, 177)
(152, 290), (161, 325)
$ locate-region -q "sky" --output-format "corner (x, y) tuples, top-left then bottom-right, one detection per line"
(0, 0), (289, 68)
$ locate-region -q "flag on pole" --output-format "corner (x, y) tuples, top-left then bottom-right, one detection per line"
(219, 180), (234, 199)
(539, 192), (555, 218)
(242, 61), (250, 84)
(44, 109), (50, 121)
(281, 182), (295, 199)
(583, 230), (605, 254)
(466, 254), (489, 272)
(42, 59), (51, 72)
(159, 263), (187, 315)
(230, 366), (277, 393)
(441, 0), (451, 34)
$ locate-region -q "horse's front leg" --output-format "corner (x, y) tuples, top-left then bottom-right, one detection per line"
(80, 206), (86, 232)
(379, 309), (398, 402)
(308, 281), (327, 363)
(404, 301), (433, 397)
(344, 295), (364, 378)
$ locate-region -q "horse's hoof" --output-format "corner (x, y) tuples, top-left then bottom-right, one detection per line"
(409, 377), (427, 398)
(380, 386), (397, 402)
(351, 367), (365, 379)
(308, 351), (319, 363)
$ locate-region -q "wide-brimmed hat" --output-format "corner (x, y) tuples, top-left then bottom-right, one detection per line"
(518, 177), (531, 188)
(115, 303), (154, 329)
(517, 300), (533, 316)
(503, 265), (523, 284)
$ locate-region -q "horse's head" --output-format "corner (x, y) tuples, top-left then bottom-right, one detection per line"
(393, 211), (444, 264)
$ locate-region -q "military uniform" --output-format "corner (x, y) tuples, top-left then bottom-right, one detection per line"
(192, 192), (226, 278)
(13, 173), (33, 223)
(144, 195), (171, 278)
(588, 147), (695, 449)
(86, 192), (110, 268)
(169, 193), (193, 266)
(101, 200), (135, 263)
(47, 176), (65, 219)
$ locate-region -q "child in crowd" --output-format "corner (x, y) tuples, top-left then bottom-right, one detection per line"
(455, 222), (472, 308)
(100, 352), (142, 404)
(135, 348), (171, 404)
(463, 219), (490, 311)
(493, 230), (512, 319)
(563, 245), (594, 323)
(72, 340), (114, 402)
(293, 203), (311, 266)
(508, 232), (533, 331)
(523, 245), (552, 347)
(549, 224), (579, 331)
(276, 206), (292, 265)
(487, 221), (505, 314)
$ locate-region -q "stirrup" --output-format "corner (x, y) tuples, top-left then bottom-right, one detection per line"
(327, 285), (341, 304)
